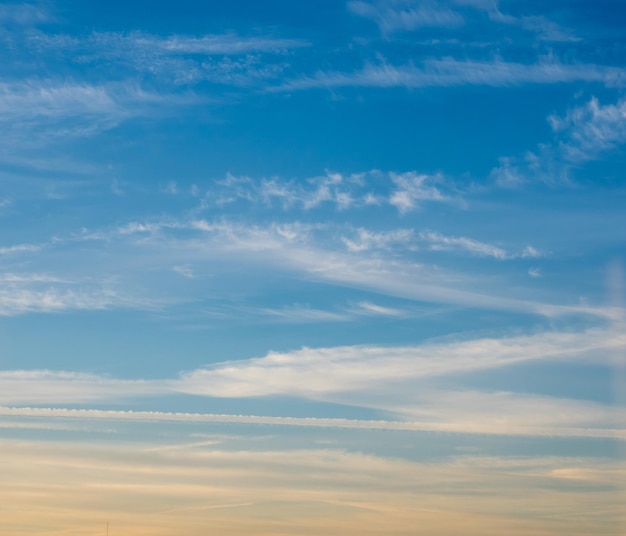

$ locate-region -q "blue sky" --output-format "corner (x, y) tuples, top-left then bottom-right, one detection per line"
(1, 1), (625, 534)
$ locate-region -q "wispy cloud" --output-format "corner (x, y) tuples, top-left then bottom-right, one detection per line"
(0, 287), (124, 316)
(0, 243), (40, 255)
(32, 30), (307, 57)
(491, 96), (626, 186)
(1, 435), (623, 535)
(0, 370), (168, 404)
(275, 58), (626, 91)
(351, 301), (405, 316)
(256, 305), (351, 323)
(389, 171), (454, 212)
(549, 96), (626, 163)
(202, 170), (455, 213)
(348, 0), (578, 42)
(341, 228), (414, 252)
(0, 80), (198, 141)
(419, 232), (542, 260)
(57, 216), (613, 319)
(22, 30), (306, 87)
(349, 0), (465, 34)
(3, 327), (622, 423)
(0, 3), (53, 26)
(176, 328), (624, 400)
(1, 389), (624, 440)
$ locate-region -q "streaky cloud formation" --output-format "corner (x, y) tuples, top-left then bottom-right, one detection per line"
(1, 1), (625, 534)
(275, 58), (626, 91)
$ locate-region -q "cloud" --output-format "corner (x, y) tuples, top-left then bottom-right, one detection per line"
(388, 171), (452, 212)
(176, 328), (624, 400)
(0, 288), (123, 316)
(0, 80), (198, 142)
(33, 30), (306, 57)
(0, 272), (68, 283)
(348, 0), (578, 43)
(0, 3), (53, 26)
(1, 396), (624, 439)
(2, 435), (622, 536)
(349, 0), (465, 34)
(22, 30), (306, 87)
(0, 324), (623, 440)
(0, 371), (168, 404)
(133, 32), (307, 55)
(206, 170), (454, 213)
(491, 96), (626, 186)
(275, 58), (626, 92)
(173, 265), (195, 279)
(67, 216), (613, 319)
(210, 171), (360, 210)
(418, 232), (542, 260)
(549, 96), (626, 163)
(0, 243), (40, 255)
(514, 15), (579, 42)
(352, 301), (405, 316)
(341, 228), (414, 252)
(3, 327), (622, 425)
(420, 231), (507, 258)
(256, 305), (351, 323)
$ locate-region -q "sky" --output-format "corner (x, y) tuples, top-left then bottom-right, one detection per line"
(0, 0), (625, 534)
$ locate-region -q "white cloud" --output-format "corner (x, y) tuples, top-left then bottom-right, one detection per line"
(521, 245), (541, 258)
(0, 326), (623, 437)
(0, 273), (68, 283)
(24, 31), (306, 87)
(491, 96), (626, 186)
(389, 171), (451, 213)
(0, 370), (169, 404)
(0, 243), (40, 255)
(348, 0), (578, 42)
(549, 96), (626, 163)
(83, 216), (611, 319)
(35, 30), (306, 57)
(207, 170), (454, 213)
(0, 288), (119, 316)
(349, 0), (465, 34)
(136, 32), (308, 55)
(418, 232), (542, 260)
(0, 393), (623, 439)
(420, 231), (508, 259)
(177, 328), (624, 399)
(341, 228), (414, 252)
(173, 265), (195, 279)
(257, 305), (351, 323)
(0, 3), (53, 25)
(0, 81), (198, 141)
(353, 301), (405, 316)
(276, 58), (626, 91)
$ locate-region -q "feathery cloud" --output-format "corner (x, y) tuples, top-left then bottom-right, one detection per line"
(276, 58), (626, 92)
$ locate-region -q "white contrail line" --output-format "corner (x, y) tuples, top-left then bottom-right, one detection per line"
(1, 406), (625, 439)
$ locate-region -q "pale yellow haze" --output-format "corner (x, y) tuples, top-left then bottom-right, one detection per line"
(2, 438), (624, 536)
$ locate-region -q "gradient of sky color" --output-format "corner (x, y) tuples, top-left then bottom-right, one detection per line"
(1, 0), (625, 534)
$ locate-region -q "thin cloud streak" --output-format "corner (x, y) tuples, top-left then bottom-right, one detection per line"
(349, 0), (465, 33)
(2, 405), (624, 439)
(0, 80), (200, 141)
(275, 58), (626, 91)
